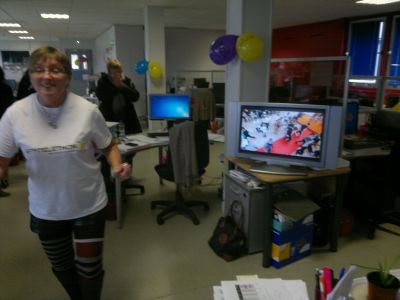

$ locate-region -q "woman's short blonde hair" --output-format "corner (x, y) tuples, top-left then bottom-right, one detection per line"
(107, 59), (123, 73)
(28, 46), (71, 76)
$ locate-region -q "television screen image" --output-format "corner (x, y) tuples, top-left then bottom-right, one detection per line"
(226, 102), (343, 173)
(149, 94), (190, 120)
(239, 105), (325, 162)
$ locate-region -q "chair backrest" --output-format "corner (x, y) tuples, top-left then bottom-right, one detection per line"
(166, 121), (209, 186)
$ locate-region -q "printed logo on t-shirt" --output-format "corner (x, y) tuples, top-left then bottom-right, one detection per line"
(26, 142), (87, 154)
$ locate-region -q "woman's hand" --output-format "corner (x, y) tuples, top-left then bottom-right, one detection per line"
(113, 163), (131, 181)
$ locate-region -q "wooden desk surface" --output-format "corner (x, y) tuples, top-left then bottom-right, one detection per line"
(226, 156), (351, 184)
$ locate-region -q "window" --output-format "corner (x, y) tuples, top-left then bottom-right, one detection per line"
(65, 49), (92, 80)
(347, 19), (385, 76)
(389, 16), (400, 76)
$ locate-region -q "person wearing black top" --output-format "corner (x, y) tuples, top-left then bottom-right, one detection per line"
(0, 66), (14, 196)
(95, 59), (142, 201)
(16, 70), (35, 100)
(95, 59), (141, 134)
(0, 66), (14, 118)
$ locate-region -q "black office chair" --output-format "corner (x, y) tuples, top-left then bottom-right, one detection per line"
(352, 140), (400, 239)
(150, 121), (210, 225)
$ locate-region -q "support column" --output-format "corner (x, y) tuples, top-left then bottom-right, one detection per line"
(224, 0), (273, 268)
(144, 6), (167, 131)
(225, 0), (272, 103)
(225, 0), (273, 153)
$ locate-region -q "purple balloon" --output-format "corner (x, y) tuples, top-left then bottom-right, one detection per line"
(209, 34), (238, 65)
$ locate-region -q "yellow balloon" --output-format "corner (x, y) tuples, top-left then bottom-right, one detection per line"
(74, 58), (81, 66)
(148, 60), (163, 79)
(393, 102), (400, 111)
(236, 33), (264, 62)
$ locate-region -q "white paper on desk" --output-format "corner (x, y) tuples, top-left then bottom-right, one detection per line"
(221, 279), (309, 300)
(221, 280), (260, 300)
(257, 279), (309, 300)
(125, 134), (158, 144)
(282, 280), (309, 300)
(117, 143), (143, 153)
(213, 286), (225, 300)
(156, 136), (169, 143)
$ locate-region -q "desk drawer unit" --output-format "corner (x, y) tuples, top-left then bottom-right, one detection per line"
(223, 174), (267, 253)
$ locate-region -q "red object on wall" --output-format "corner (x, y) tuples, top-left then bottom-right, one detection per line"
(272, 19), (347, 58)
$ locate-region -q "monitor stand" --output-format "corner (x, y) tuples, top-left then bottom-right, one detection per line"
(249, 161), (309, 176)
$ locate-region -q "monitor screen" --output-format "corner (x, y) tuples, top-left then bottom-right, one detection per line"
(239, 105), (325, 162)
(226, 101), (343, 172)
(148, 94), (190, 120)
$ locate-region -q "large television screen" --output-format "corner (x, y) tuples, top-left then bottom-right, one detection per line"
(239, 105), (325, 162)
(148, 94), (190, 120)
(226, 102), (343, 174)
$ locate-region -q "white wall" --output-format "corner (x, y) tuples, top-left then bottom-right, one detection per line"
(115, 25), (146, 119)
(93, 27), (116, 75)
(165, 28), (225, 90)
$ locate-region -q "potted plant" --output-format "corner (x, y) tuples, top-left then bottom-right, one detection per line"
(355, 255), (400, 300)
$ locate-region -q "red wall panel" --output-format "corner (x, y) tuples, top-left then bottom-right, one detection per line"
(272, 19), (347, 58)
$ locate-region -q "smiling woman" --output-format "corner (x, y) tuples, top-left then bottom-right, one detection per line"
(0, 46), (132, 299)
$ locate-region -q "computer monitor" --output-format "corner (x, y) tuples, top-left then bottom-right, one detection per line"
(226, 101), (343, 174)
(148, 94), (191, 121)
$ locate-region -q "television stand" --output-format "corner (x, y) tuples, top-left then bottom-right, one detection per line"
(249, 161), (309, 176)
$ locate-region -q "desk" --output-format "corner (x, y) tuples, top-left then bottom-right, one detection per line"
(342, 146), (391, 159)
(225, 156), (351, 268)
(115, 132), (225, 228)
(115, 134), (168, 228)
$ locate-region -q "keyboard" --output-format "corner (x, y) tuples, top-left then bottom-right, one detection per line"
(147, 131), (169, 138)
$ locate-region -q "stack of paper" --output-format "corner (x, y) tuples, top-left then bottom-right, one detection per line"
(213, 277), (309, 300)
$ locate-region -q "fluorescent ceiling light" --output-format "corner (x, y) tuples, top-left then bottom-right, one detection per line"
(356, 0), (400, 5)
(0, 23), (21, 27)
(9, 30), (28, 34)
(40, 13), (69, 19)
(19, 36), (35, 39)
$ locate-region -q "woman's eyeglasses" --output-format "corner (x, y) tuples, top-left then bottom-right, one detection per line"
(30, 66), (66, 76)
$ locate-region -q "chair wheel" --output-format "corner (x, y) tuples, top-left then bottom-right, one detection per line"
(139, 187), (145, 194)
(193, 219), (200, 225)
(157, 217), (164, 225)
(151, 203), (156, 209)
(204, 204), (210, 211)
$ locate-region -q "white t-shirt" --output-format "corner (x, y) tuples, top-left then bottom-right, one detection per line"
(0, 92), (113, 220)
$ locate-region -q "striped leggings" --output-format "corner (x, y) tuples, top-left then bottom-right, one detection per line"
(30, 208), (106, 279)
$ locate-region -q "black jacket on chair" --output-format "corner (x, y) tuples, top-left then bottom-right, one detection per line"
(151, 121), (210, 225)
(155, 121), (209, 183)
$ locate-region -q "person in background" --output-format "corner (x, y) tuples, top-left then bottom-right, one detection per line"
(0, 46), (131, 299)
(0, 66), (14, 196)
(95, 58), (141, 135)
(16, 69), (36, 100)
(95, 59), (142, 199)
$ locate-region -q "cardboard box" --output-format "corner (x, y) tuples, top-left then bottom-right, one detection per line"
(271, 188), (319, 268)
